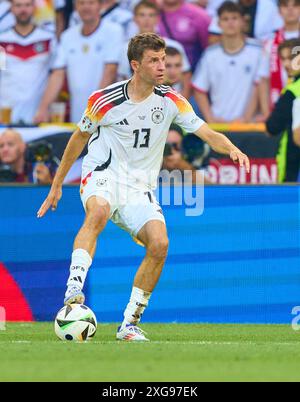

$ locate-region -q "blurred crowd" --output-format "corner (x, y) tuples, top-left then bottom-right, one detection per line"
(1, 0), (300, 183)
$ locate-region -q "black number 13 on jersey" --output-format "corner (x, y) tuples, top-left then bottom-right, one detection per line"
(133, 128), (151, 148)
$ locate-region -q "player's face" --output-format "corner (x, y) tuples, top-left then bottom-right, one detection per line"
(134, 7), (158, 33)
(76, 0), (101, 23)
(280, 1), (300, 25)
(219, 12), (244, 36)
(11, 0), (35, 25)
(138, 49), (166, 86)
(165, 54), (183, 85)
(0, 133), (24, 164)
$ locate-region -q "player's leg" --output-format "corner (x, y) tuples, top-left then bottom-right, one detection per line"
(117, 220), (169, 341)
(64, 196), (110, 304)
(133, 220), (169, 292)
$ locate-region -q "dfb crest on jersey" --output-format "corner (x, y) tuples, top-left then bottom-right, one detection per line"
(151, 107), (164, 124)
(96, 178), (108, 187)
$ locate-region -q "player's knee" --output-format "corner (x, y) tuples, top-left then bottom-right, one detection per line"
(85, 207), (108, 233)
(147, 237), (169, 260)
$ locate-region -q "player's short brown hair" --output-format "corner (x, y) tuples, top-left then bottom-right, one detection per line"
(128, 33), (166, 63)
(134, 0), (159, 15)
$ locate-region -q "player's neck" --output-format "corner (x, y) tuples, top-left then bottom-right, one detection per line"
(221, 35), (245, 54)
(127, 77), (155, 103)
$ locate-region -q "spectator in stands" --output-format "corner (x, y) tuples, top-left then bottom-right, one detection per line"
(164, 46), (185, 93)
(0, 0), (56, 124)
(158, 0), (211, 71)
(192, 1), (263, 123)
(63, 0), (133, 38)
(118, 0), (191, 98)
(266, 39), (300, 182)
(161, 124), (197, 184)
(0, 129), (56, 183)
(35, 0), (123, 123)
(0, 129), (26, 182)
(161, 123), (210, 184)
(208, 0), (283, 44)
(0, 0), (15, 32)
(258, 0), (300, 118)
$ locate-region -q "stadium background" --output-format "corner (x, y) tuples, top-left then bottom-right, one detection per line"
(1, 182), (299, 324)
(1, 0), (300, 328)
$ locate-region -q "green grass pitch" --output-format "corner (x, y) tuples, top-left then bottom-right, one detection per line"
(0, 323), (300, 382)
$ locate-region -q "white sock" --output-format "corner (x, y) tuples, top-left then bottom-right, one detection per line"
(66, 249), (92, 291)
(121, 287), (151, 329)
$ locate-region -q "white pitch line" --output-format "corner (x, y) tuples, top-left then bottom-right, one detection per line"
(1, 341), (299, 346)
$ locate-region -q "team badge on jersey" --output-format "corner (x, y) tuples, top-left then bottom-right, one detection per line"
(151, 107), (164, 124)
(96, 178), (108, 187)
(34, 42), (45, 53)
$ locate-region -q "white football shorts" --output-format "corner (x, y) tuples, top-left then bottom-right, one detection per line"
(80, 169), (165, 240)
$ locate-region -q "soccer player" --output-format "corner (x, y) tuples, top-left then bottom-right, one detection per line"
(37, 33), (250, 342)
(118, 0), (191, 98)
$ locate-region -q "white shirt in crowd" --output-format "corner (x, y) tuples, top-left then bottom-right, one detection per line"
(192, 38), (263, 121)
(52, 19), (123, 122)
(68, 2), (133, 39)
(0, 0), (15, 33)
(292, 98), (300, 131)
(208, 0), (283, 41)
(0, 26), (56, 123)
(118, 36), (191, 80)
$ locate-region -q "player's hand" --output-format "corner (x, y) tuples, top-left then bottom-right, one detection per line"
(37, 185), (62, 218)
(230, 150), (250, 173)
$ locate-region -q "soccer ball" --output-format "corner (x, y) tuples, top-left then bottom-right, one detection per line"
(54, 304), (97, 342)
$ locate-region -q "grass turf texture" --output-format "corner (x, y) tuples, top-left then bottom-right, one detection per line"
(0, 323), (299, 382)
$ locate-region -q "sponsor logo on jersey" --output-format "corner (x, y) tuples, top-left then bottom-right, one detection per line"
(151, 107), (164, 124)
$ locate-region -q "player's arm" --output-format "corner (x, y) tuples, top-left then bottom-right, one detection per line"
(37, 128), (91, 218)
(194, 123), (250, 173)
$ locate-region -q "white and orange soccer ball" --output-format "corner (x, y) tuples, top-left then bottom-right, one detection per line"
(54, 304), (97, 342)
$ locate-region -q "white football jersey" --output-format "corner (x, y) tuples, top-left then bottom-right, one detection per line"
(0, 26), (56, 123)
(78, 80), (204, 190)
(0, 1), (15, 33)
(53, 20), (123, 122)
(192, 39), (263, 121)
